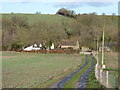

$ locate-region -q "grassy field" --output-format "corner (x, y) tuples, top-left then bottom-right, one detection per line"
(2, 14), (75, 25)
(98, 52), (118, 81)
(98, 52), (118, 69)
(2, 52), (85, 88)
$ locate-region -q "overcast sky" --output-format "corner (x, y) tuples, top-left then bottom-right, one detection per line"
(0, 1), (118, 15)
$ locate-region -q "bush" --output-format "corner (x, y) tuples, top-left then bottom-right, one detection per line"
(11, 42), (22, 51)
(65, 49), (75, 54)
(75, 49), (80, 54)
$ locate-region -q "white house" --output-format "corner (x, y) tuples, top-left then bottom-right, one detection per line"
(34, 44), (37, 48)
(23, 43), (55, 51)
(50, 43), (54, 50)
(23, 43), (42, 51)
(39, 44), (42, 48)
(23, 45), (34, 51)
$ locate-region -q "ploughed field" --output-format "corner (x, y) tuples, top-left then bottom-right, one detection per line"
(2, 52), (84, 88)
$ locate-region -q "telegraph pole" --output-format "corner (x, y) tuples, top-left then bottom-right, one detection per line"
(97, 38), (99, 63)
(102, 28), (106, 69)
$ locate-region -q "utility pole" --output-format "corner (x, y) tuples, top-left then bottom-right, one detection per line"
(102, 28), (106, 69)
(97, 38), (99, 64)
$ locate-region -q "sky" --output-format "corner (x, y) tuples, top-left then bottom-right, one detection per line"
(0, 1), (119, 15)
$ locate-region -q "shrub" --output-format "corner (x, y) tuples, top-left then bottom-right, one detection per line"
(11, 42), (23, 51)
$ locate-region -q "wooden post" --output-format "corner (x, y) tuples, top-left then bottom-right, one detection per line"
(102, 28), (106, 69)
(102, 29), (104, 66)
(95, 65), (98, 80)
(100, 69), (103, 84)
(106, 71), (109, 88)
(97, 38), (99, 64)
(95, 66), (97, 79)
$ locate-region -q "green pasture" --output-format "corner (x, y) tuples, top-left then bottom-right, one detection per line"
(2, 14), (75, 25)
(98, 52), (118, 76)
(2, 52), (85, 88)
(98, 52), (118, 87)
(98, 52), (118, 69)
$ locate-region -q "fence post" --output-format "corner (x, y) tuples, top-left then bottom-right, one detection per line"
(100, 69), (103, 84)
(95, 67), (97, 79)
(106, 71), (109, 88)
(95, 64), (98, 80)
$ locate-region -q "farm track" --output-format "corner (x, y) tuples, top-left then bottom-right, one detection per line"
(78, 55), (95, 88)
(56, 55), (89, 88)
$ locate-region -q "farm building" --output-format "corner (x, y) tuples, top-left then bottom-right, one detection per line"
(99, 46), (111, 52)
(98, 42), (112, 52)
(81, 47), (90, 52)
(58, 40), (79, 49)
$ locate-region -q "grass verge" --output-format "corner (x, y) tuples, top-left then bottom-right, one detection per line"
(85, 69), (105, 88)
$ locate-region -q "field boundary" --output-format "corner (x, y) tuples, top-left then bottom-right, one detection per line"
(93, 53), (118, 88)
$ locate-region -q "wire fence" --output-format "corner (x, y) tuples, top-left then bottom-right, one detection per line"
(93, 53), (118, 88)
(95, 66), (118, 88)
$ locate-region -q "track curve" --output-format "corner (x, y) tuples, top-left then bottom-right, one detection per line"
(57, 55), (89, 89)
(78, 55), (96, 88)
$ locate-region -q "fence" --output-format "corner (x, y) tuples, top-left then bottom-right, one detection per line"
(93, 52), (118, 88)
(95, 65), (118, 88)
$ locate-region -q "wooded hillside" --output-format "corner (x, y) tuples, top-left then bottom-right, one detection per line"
(2, 13), (118, 51)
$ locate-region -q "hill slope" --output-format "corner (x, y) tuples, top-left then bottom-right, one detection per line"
(2, 14), (75, 25)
